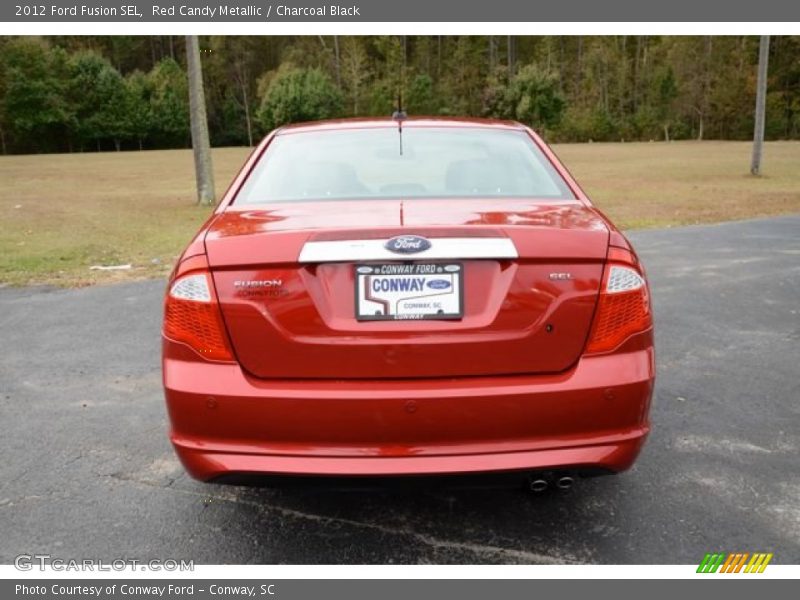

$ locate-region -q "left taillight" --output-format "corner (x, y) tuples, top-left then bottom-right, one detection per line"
(163, 270), (234, 362)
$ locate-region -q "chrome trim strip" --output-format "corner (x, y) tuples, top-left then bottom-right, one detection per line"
(299, 237), (518, 263)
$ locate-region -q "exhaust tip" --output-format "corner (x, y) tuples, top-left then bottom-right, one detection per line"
(529, 479), (548, 493)
(556, 476), (574, 490)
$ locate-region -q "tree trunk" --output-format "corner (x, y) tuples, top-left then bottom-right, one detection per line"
(663, 124), (670, 142)
(241, 72), (253, 147)
(437, 36), (442, 78)
(507, 36), (515, 75)
(186, 35), (216, 206)
(333, 36), (342, 88)
(546, 37), (552, 71)
(751, 36), (770, 176)
(114, 139), (121, 152)
(633, 36), (641, 112)
(642, 35), (648, 67)
(618, 36), (627, 115)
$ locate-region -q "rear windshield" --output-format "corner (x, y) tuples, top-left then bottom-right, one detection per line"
(234, 127), (574, 204)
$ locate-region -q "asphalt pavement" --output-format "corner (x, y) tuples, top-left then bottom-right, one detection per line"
(1, 215), (798, 565)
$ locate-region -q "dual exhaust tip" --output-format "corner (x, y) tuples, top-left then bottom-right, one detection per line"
(528, 474), (575, 493)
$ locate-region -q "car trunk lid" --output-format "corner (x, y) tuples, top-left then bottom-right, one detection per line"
(206, 199), (609, 379)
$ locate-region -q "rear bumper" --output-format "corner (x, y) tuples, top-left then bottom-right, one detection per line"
(163, 338), (654, 481)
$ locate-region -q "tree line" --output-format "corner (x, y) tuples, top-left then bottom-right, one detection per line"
(0, 35), (798, 154)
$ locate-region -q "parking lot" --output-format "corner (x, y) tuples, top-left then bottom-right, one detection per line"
(1, 215), (798, 564)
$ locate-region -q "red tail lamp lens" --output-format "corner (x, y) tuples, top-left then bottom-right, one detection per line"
(163, 273), (233, 362)
(587, 265), (652, 354)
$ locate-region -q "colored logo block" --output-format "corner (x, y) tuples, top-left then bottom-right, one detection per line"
(697, 552), (773, 573)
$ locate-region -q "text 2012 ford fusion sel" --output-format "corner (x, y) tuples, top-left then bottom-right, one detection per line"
(162, 118), (654, 489)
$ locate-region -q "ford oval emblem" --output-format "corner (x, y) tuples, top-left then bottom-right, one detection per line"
(384, 235), (431, 254)
(426, 279), (451, 290)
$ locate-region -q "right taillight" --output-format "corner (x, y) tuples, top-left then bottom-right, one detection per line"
(163, 270), (234, 362)
(586, 264), (652, 354)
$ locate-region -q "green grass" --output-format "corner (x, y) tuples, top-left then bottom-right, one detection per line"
(555, 140), (800, 228)
(1, 141), (799, 287)
(0, 147), (250, 286)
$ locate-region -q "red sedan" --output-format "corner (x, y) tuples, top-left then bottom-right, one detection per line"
(162, 118), (654, 490)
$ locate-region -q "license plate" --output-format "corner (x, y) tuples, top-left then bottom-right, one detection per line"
(355, 263), (463, 321)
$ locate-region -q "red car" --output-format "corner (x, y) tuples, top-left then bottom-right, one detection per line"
(162, 118), (654, 490)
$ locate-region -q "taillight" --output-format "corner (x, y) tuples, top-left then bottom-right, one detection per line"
(586, 264), (652, 354)
(163, 271), (234, 362)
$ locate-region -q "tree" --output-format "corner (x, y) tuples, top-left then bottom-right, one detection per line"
(208, 36), (259, 146)
(368, 36), (407, 115)
(438, 37), (485, 115)
(751, 36), (770, 176)
(2, 38), (74, 152)
(185, 35), (216, 206)
(0, 38), (8, 154)
(504, 65), (565, 131)
(655, 67), (679, 141)
(256, 66), (343, 131)
(340, 37), (369, 115)
(100, 65), (131, 151)
(2, 35), (800, 154)
(68, 51), (129, 151)
(149, 57), (189, 147)
(333, 36), (342, 88)
(406, 73), (437, 114)
(482, 66), (512, 119)
(125, 71), (153, 150)
(768, 36), (800, 139)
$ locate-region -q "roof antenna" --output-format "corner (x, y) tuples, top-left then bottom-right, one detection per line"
(393, 91), (406, 156)
(392, 91), (407, 122)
